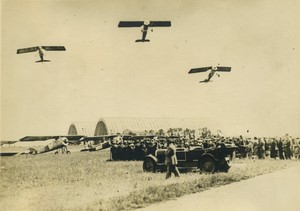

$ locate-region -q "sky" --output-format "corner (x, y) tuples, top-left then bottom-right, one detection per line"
(1, 0), (300, 140)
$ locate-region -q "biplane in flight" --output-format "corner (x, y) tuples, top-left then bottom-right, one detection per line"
(17, 46), (66, 63)
(118, 20), (171, 42)
(188, 66), (231, 83)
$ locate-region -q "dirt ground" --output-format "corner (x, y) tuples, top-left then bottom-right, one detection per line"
(136, 164), (300, 211)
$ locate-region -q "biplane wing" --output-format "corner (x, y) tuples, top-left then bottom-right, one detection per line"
(216, 66), (231, 72)
(119, 20), (171, 42)
(17, 47), (39, 54)
(149, 21), (171, 27)
(118, 21), (144, 27)
(118, 21), (171, 28)
(188, 67), (212, 74)
(41, 46), (66, 51)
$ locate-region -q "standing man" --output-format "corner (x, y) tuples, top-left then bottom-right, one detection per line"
(278, 138), (284, 160)
(165, 139), (180, 179)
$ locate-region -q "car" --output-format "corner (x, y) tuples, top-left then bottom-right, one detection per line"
(143, 143), (237, 173)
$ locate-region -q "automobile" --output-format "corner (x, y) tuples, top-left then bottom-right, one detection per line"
(143, 143), (237, 173)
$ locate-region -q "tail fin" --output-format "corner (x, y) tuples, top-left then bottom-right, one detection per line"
(36, 60), (51, 63)
(199, 80), (212, 83)
(135, 39), (150, 42)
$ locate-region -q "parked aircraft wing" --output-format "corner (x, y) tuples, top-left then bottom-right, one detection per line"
(0, 140), (19, 145)
(17, 47), (39, 54)
(20, 135), (84, 142)
(150, 21), (171, 27)
(118, 21), (144, 27)
(216, 66), (231, 72)
(0, 152), (19, 156)
(81, 135), (118, 142)
(188, 67), (212, 74)
(42, 46), (66, 51)
(20, 136), (58, 141)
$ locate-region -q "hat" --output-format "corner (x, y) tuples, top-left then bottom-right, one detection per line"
(167, 139), (174, 144)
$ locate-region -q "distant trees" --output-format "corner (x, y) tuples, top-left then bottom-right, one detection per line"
(122, 127), (213, 138)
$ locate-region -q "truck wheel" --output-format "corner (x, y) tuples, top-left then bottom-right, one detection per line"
(201, 158), (215, 173)
(143, 158), (156, 172)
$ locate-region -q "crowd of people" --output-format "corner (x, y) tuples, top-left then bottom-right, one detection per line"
(85, 127), (300, 161)
(230, 136), (300, 160)
(109, 136), (300, 161)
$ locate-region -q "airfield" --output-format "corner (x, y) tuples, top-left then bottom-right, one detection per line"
(0, 144), (298, 211)
(1, 0), (300, 211)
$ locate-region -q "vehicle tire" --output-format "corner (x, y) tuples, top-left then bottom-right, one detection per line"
(143, 158), (156, 173)
(200, 158), (215, 173)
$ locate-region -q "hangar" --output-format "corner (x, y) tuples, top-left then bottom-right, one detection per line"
(68, 121), (97, 136)
(93, 117), (217, 136)
(68, 117), (218, 136)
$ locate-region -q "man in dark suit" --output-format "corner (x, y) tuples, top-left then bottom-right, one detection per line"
(165, 139), (180, 179)
(278, 139), (284, 160)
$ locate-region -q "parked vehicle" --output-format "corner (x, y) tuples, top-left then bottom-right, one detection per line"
(143, 143), (237, 173)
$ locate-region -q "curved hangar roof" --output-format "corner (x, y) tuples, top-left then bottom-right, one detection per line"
(94, 117), (216, 136)
(68, 121), (97, 136)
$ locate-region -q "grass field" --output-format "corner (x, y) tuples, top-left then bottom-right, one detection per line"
(0, 146), (297, 211)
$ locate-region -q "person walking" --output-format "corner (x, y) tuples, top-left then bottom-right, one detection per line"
(165, 139), (180, 179)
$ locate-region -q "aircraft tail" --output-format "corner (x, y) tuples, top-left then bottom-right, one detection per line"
(199, 80), (212, 83)
(20, 148), (38, 155)
(36, 60), (51, 63)
(135, 39), (150, 42)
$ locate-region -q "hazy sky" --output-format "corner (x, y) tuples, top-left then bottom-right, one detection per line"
(1, 0), (300, 139)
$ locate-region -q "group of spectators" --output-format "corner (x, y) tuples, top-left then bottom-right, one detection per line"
(91, 128), (300, 161)
(110, 138), (156, 160)
(230, 136), (300, 160)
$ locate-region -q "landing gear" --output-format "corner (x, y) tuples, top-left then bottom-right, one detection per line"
(54, 147), (71, 154)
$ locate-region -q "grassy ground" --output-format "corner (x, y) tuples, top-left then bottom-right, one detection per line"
(0, 146), (297, 211)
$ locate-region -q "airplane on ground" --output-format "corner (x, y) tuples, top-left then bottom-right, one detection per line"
(80, 135), (132, 152)
(19, 135), (84, 155)
(188, 66), (231, 83)
(80, 135), (116, 152)
(118, 20), (171, 42)
(17, 46), (66, 63)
